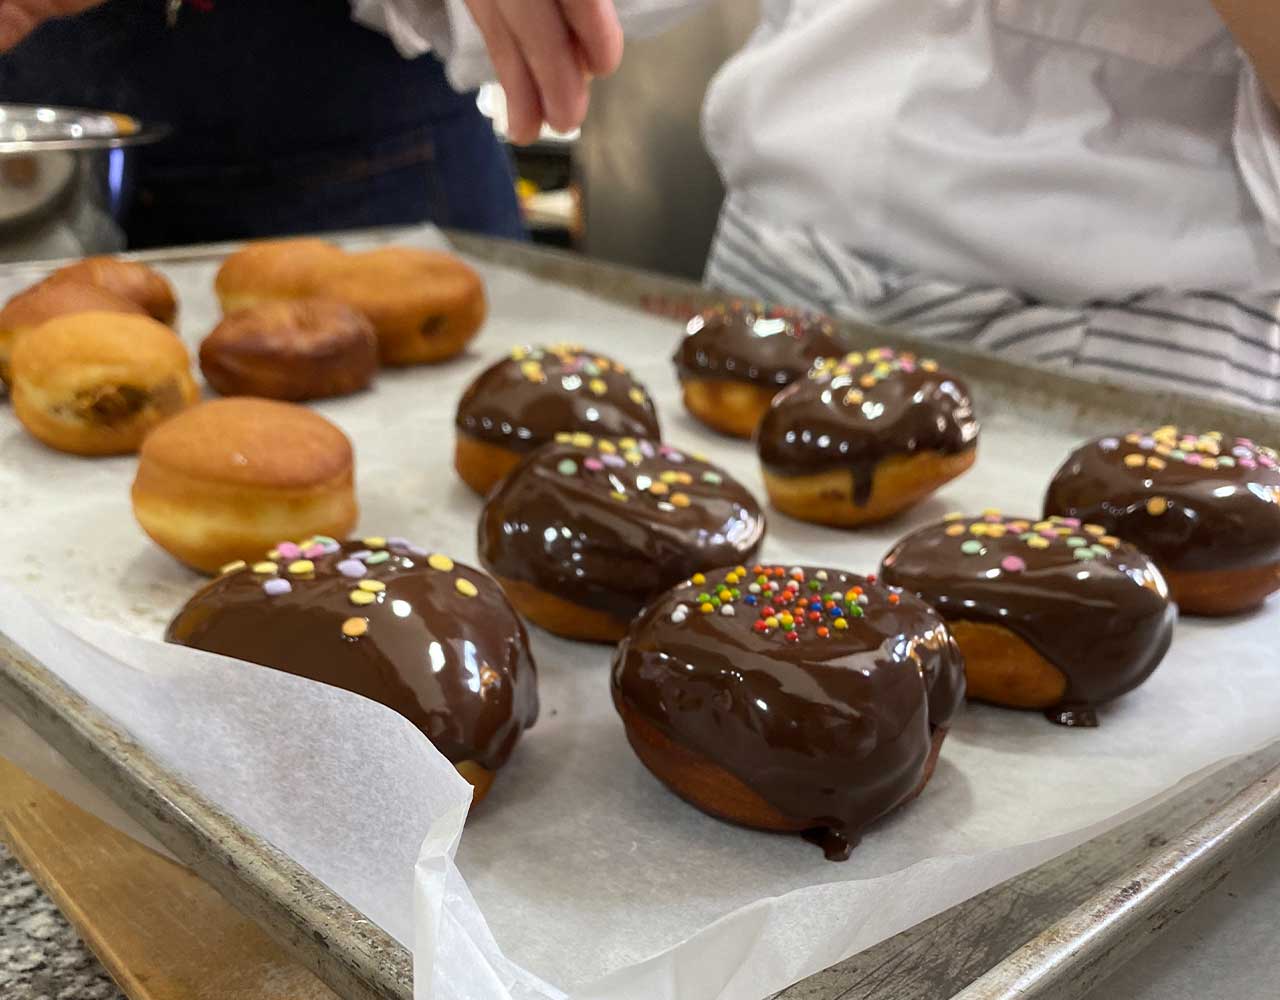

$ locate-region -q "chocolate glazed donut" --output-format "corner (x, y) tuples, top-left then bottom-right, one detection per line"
(673, 303), (844, 438)
(612, 565), (965, 860)
(881, 513), (1175, 726)
(756, 348), (979, 526)
(479, 435), (765, 642)
(455, 344), (661, 495)
(1044, 428), (1280, 615)
(167, 535), (538, 801)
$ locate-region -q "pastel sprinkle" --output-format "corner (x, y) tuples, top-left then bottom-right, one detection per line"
(341, 617), (368, 638)
(302, 544), (325, 558)
(287, 560), (315, 575)
(1027, 536), (1051, 549)
(960, 540), (984, 555)
(702, 471), (723, 485)
(428, 554), (455, 572)
(276, 542), (301, 560)
(1147, 497), (1169, 516)
(366, 551), (391, 565)
(252, 561), (278, 575)
(219, 560), (246, 575)
(358, 580), (386, 593)
(1073, 548), (1094, 561)
(349, 590), (376, 606)
(1123, 454), (1145, 468)
(263, 578), (292, 596)
(337, 560), (367, 578)
(584, 457), (605, 471)
(362, 537), (387, 549)
(1000, 556), (1026, 573)
(455, 579), (479, 598)
(670, 493), (692, 508)
(557, 459), (578, 476)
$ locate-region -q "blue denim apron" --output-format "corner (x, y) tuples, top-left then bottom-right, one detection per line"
(0, 0), (525, 245)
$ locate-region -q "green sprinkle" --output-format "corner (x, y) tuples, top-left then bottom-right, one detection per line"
(1066, 537), (1087, 548)
(1073, 548), (1094, 561)
(809, 581), (821, 591)
(696, 592), (710, 603)
(1170, 449), (1186, 460)
(366, 551), (391, 565)
(1219, 456), (1236, 467)
(960, 540), (984, 555)
(702, 471), (723, 485)
(710, 597), (721, 608)
(848, 605), (864, 617)
(1090, 545), (1110, 558)
(557, 459), (578, 476)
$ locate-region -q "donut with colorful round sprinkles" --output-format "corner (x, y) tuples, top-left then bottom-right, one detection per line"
(611, 564), (965, 860)
(673, 301), (844, 438)
(454, 343), (661, 496)
(166, 534), (538, 803)
(1044, 427), (1280, 615)
(756, 348), (979, 527)
(478, 434), (765, 643)
(880, 511), (1175, 727)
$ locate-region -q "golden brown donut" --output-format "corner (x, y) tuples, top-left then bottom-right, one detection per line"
(757, 349), (979, 526)
(132, 398), (358, 574)
(199, 299), (379, 401)
(43, 256), (178, 325)
(9, 312), (198, 456)
(316, 247), (486, 365)
(214, 237), (346, 314)
(0, 280), (146, 386)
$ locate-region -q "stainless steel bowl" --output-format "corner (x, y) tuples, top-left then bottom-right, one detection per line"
(0, 104), (168, 262)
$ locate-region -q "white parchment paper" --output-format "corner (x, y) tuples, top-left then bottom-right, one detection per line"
(0, 227), (1277, 1000)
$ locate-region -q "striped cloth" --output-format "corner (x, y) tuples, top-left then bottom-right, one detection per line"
(705, 194), (1280, 410)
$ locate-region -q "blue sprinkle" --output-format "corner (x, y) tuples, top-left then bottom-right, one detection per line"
(829, 607), (844, 618)
(744, 594), (758, 606)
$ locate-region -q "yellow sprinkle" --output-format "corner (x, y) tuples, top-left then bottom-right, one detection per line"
(610, 490), (629, 502)
(428, 554), (454, 572)
(619, 437), (637, 449)
(691, 573), (706, 585)
(1147, 456), (1166, 470)
(1154, 424), (1177, 438)
(943, 512), (965, 521)
(266, 549), (280, 560)
(765, 616), (779, 628)
(982, 507), (1001, 517)
(660, 471), (680, 483)
(670, 493), (692, 508)
(629, 387), (646, 405)
(1027, 536), (1051, 549)
(598, 439), (617, 454)
(725, 573), (740, 585)
(252, 561), (278, 575)
(363, 537), (386, 549)
(867, 348), (883, 361)
(589, 378), (607, 396)
(945, 524), (966, 537)
(358, 580), (386, 593)
(1084, 524), (1106, 536)
(700, 602), (714, 614)
(220, 560), (247, 575)
(834, 618), (849, 630)
(341, 617), (368, 638)
(843, 389), (864, 406)
(986, 524), (1007, 538)
(1125, 433), (1142, 443)
(1202, 458), (1219, 470)
(624, 451), (643, 466)
(287, 560), (314, 575)
(920, 359), (939, 372)
(1123, 454), (1145, 468)
(349, 590), (376, 606)
(1008, 520), (1031, 532)
(1033, 521), (1054, 532)
(554, 431), (573, 443)
(674, 472), (694, 485)
(649, 482), (670, 496)
(1155, 444), (1173, 456)
(455, 579), (479, 598)
(970, 523), (988, 536)
(846, 352), (864, 366)
(571, 432), (594, 448)
(1146, 497), (1169, 516)
(1056, 527), (1073, 536)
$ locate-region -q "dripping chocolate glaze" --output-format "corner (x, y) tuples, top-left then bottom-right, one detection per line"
(672, 303), (844, 389)
(756, 350), (979, 505)
(880, 514), (1174, 726)
(456, 344), (660, 456)
(167, 539), (538, 771)
(479, 436), (765, 620)
(1044, 429), (1280, 574)
(611, 566), (965, 859)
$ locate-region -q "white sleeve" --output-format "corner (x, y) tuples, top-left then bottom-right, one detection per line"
(351, 0), (710, 91)
(1234, 59), (1280, 246)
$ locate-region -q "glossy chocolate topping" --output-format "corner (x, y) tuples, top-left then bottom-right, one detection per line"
(673, 302), (844, 389)
(880, 512), (1174, 725)
(166, 535), (537, 771)
(479, 435), (765, 620)
(1043, 428), (1280, 573)
(456, 344), (660, 457)
(756, 349), (979, 503)
(612, 564), (965, 859)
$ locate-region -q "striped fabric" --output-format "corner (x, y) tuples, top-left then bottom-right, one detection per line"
(705, 194), (1280, 410)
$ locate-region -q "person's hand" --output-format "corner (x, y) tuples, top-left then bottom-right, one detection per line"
(0, 0), (108, 51)
(463, 0), (623, 145)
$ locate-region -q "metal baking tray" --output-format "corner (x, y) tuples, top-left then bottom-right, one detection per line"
(1, 227), (1278, 1000)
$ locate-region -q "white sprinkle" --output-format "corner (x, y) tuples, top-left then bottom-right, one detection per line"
(815, 570), (828, 581)
(748, 582), (762, 594)
(719, 604), (735, 617)
(671, 604), (689, 624)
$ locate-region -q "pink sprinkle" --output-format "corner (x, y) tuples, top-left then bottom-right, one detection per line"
(1185, 453), (1203, 466)
(1262, 456), (1277, 469)
(1241, 458), (1258, 470)
(276, 542), (301, 559)
(302, 544), (325, 558)
(1237, 437), (1254, 447)
(984, 514), (1001, 522)
(899, 360), (916, 373)
(1001, 556), (1027, 573)
(584, 457), (604, 471)
(1061, 517), (1081, 527)
(1039, 529), (1057, 539)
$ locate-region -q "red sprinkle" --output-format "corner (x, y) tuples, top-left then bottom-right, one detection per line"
(866, 574), (878, 584)
(785, 631), (800, 642)
(753, 620), (768, 632)
(807, 611), (821, 622)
